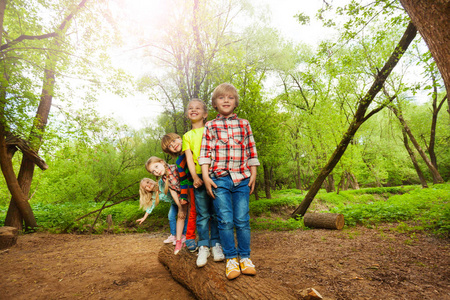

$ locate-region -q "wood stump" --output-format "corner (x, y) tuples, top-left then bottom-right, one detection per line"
(158, 244), (297, 300)
(0, 226), (19, 250)
(304, 213), (345, 230)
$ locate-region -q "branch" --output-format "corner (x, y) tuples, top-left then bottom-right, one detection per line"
(0, 0), (88, 52)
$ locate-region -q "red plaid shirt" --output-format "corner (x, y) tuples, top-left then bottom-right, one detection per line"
(198, 113), (260, 184)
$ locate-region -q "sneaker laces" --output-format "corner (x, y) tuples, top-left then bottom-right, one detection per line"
(240, 258), (254, 267)
(227, 258), (239, 269)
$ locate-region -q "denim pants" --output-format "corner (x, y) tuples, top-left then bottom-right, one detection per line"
(168, 203), (187, 236)
(212, 175), (251, 259)
(194, 183), (220, 247)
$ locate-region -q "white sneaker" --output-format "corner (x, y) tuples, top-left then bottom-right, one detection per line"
(197, 246), (210, 267)
(212, 243), (225, 262)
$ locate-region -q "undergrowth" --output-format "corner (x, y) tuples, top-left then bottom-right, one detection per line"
(0, 184), (448, 236)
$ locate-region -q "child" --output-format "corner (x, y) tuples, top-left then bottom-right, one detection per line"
(182, 99), (224, 268)
(145, 156), (188, 255)
(198, 83), (260, 280)
(136, 178), (187, 245)
(161, 133), (198, 252)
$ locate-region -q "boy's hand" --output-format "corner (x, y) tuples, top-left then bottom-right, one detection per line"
(136, 218), (145, 224)
(193, 176), (203, 188)
(203, 176), (217, 199)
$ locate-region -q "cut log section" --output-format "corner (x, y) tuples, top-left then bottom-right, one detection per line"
(158, 244), (297, 300)
(0, 226), (19, 250)
(304, 213), (345, 230)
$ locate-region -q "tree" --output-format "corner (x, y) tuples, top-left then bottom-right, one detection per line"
(292, 22), (417, 217)
(1, 0), (124, 230)
(388, 103), (444, 184)
(398, 0), (450, 94)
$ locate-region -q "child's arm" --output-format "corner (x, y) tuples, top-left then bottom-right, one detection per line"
(249, 165), (257, 194)
(136, 212), (149, 224)
(169, 188), (187, 219)
(136, 201), (156, 224)
(201, 164), (217, 199)
(245, 121), (259, 194)
(185, 149), (203, 188)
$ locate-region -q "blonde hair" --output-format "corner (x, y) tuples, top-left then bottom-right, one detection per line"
(145, 156), (170, 195)
(186, 98), (208, 124)
(161, 133), (182, 157)
(139, 178), (160, 211)
(211, 83), (239, 111)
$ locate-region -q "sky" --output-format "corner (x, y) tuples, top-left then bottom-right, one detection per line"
(94, 0), (330, 130)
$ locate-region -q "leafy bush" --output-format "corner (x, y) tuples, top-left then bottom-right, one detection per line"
(330, 184), (450, 236)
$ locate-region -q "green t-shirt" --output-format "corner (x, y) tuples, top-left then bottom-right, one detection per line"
(182, 127), (204, 175)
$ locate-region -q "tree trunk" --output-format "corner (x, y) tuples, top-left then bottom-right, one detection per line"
(158, 244), (297, 300)
(304, 213), (345, 230)
(402, 129), (428, 188)
(254, 182), (260, 200)
(348, 172), (360, 190)
(389, 105), (444, 184)
(0, 125), (37, 228)
(428, 94), (447, 168)
(3, 0), (89, 229)
(4, 157), (36, 230)
(328, 174), (335, 192)
(399, 0), (450, 94)
(263, 162), (272, 199)
(343, 172), (350, 190)
(292, 22), (417, 217)
(5, 66), (55, 228)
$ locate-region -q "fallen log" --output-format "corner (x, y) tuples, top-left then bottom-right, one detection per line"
(304, 213), (345, 230)
(158, 244), (297, 300)
(0, 226), (18, 250)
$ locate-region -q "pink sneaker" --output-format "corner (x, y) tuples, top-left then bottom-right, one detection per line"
(174, 240), (184, 255)
(163, 234), (176, 244)
(173, 234), (186, 245)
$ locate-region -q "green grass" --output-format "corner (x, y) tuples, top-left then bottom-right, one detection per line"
(0, 184), (448, 236)
(329, 184), (450, 236)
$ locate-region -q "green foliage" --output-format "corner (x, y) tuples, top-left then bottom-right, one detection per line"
(249, 196), (303, 216)
(330, 184), (450, 236)
(251, 217), (305, 231)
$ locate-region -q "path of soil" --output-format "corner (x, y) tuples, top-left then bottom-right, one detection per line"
(1, 225), (449, 299)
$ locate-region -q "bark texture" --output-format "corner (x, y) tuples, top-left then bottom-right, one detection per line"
(158, 244), (297, 300)
(399, 0), (450, 94)
(304, 213), (345, 230)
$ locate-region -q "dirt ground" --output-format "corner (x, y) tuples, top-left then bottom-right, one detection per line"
(1, 225), (449, 300)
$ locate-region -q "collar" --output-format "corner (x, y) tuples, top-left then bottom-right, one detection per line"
(216, 113), (238, 120)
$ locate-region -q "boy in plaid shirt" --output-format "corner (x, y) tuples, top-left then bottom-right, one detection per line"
(198, 83), (260, 280)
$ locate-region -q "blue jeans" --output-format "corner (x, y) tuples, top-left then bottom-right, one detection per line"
(168, 203), (187, 236)
(195, 184), (220, 247)
(212, 176), (251, 259)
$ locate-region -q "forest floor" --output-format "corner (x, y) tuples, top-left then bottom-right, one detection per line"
(0, 225), (449, 300)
